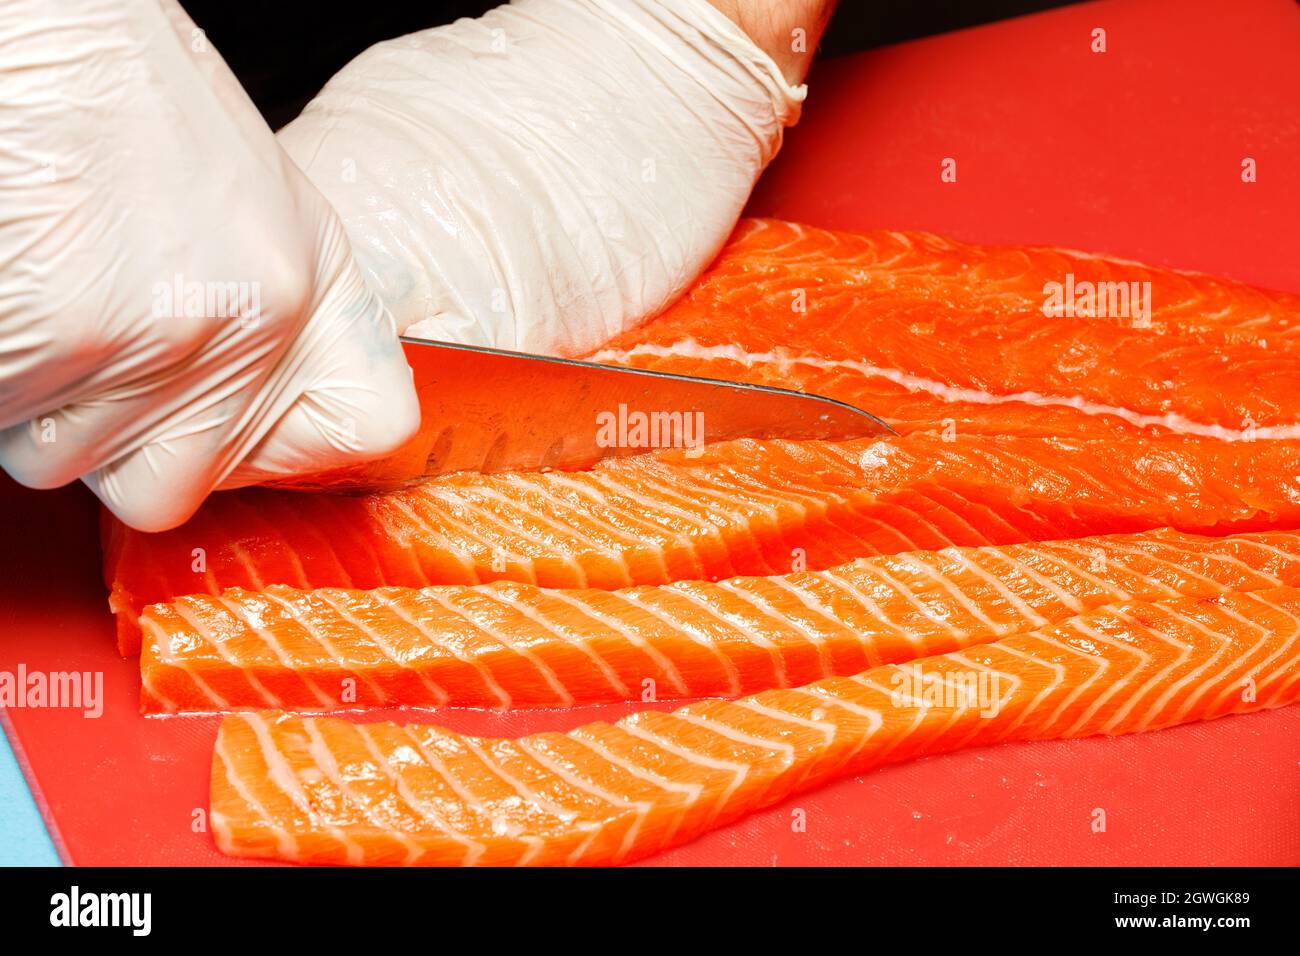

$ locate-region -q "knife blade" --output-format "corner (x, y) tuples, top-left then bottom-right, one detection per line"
(272, 337), (894, 491)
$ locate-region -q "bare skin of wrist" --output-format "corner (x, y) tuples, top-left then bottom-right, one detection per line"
(706, 0), (839, 84)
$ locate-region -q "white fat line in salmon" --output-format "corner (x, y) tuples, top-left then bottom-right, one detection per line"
(0, 665), (102, 718)
(588, 339), (1300, 441)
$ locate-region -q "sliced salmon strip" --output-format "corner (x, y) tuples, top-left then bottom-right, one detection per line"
(143, 528), (1300, 713)
(106, 432), (1300, 655)
(210, 586), (1300, 866)
(590, 220), (1300, 436)
(599, 219), (1300, 348)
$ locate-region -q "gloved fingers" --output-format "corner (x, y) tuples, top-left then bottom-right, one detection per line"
(73, 366), (299, 531)
(0, 317), (276, 491)
(221, 274), (420, 487)
(0, 405), (123, 491)
(1, 365), (260, 530)
(0, 1), (418, 530)
(218, 362), (420, 489)
(83, 265), (416, 530)
(0, 220), (223, 433)
(79, 408), (252, 533)
(1, 252), (416, 530)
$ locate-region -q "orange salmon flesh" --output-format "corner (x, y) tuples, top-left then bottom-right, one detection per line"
(96, 220), (1300, 865)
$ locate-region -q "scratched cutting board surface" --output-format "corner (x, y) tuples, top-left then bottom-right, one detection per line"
(1, 0), (1297, 866)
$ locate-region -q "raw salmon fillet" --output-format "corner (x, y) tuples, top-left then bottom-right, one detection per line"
(104, 221), (1300, 655)
(591, 220), (1300, 438)
(105, 432), (1300, 656)
(652, 220), (1300, 344)
(210, 586), (1300, 866)
(192, 218), (1300, 866)
(143, 528), (1300, 713)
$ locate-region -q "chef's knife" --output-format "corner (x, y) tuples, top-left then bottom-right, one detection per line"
(272, 337), (894, 491)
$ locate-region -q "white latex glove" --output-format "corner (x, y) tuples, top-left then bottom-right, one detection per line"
(0, 0), (419, 531)
(277, 0), (806, 357)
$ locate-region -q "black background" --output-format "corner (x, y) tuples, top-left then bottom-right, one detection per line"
(180, 0), (1085, 128)
(2, 865), (1283, 941)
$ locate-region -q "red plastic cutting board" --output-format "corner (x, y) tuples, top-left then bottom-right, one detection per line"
(2, 0), (1298, 866)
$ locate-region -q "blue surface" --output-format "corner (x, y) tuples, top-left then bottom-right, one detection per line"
(0, 727), (59, 865)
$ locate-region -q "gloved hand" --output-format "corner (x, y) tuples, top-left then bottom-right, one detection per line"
(276, 0), (807, 357)
(0, 0), (419, 531)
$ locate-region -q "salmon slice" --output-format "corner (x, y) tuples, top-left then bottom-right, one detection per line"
(143, 528), (1300, 713)
(600, 219), (1300, 348)
(106, 432), (1300, 655)
(210, 586), (1300, 866)
(590, 219), (1300, 437)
